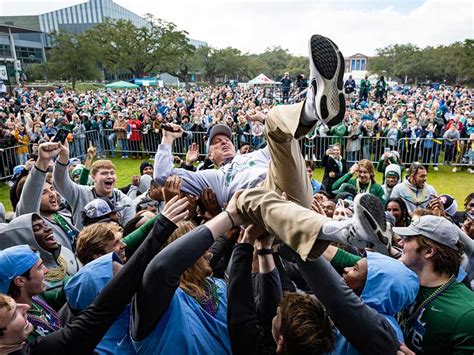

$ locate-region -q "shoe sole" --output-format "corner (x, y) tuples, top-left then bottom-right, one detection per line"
(308, 35), (346, 126)
(353, 193), (389, 246)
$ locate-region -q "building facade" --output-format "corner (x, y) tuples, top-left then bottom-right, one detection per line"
(0, 0), (207, 82)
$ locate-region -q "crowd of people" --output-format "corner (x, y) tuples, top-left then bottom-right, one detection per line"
(0, 34), (473, 355)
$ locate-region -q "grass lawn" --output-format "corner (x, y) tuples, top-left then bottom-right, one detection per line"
(1, 158), (473, 212)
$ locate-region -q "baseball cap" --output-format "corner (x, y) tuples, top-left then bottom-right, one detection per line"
(393, 215), (459, 250)
(207, 124), (232, 149)
(68, 158), (82, 167)
(82, 198), (124, 220)
(386, 170), (399, 178)
(0, 245), (40, 293)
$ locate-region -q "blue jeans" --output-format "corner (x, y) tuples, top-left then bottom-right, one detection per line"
(119, 139), (129, 157)
(107, 133), (116, 157)
(74, 138), (85, 158)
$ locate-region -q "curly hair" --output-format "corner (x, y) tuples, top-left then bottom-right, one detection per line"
(76, 223), (117, 265)
(279, 293), (336, 354)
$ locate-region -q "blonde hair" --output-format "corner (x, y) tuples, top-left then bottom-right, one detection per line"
(358, 159), (375, 178)
(90, 160), (116, 176)
(164, 220), (210, 299)
(76, 223), (116, 265)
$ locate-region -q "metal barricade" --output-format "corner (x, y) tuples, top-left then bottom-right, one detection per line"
(0, 144), (34, 181)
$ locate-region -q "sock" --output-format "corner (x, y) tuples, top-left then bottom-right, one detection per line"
(300, 84), (319, 126)
(317, 218), (351, 245)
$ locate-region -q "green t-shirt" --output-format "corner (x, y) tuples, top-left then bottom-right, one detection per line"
(401, 282), (474, 354)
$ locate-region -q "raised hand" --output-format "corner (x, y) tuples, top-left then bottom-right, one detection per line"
(200, 188), (221, 218)
(161, 195), (189, 224)
(58, 140), (70, 165)
(162, 123), (183, 145)
(37, 142), (61, 171)
(185, 143), (200, 166)
(162, 175), (182, 202)
(225, 189), (245, 227)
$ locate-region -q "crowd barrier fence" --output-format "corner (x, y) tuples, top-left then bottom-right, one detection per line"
(1, 130), (472, 180)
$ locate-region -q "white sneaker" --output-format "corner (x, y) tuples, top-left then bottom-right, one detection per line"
(433, 166), (439, 171)
(307, 34), (346, 127)
(452, 167), (457, 173)
(349, 193), (392, 255)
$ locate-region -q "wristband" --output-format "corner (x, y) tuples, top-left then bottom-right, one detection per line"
(225, 210), (235, 228)
(256, 248), (273, 255)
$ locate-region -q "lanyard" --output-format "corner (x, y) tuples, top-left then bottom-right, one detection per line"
(51, 213), (78, 251)
(401, 274), (456, 330)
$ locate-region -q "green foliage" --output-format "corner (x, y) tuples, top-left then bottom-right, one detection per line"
(85, 14), (191, 78)
(43, 32), (101, 89)
(369, 40), (474, 84)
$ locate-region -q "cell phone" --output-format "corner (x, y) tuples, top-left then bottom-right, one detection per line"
(53, 129), (69, 143)
(384, 147), (391, 153)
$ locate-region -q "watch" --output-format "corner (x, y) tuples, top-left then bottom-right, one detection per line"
(256, 248), (273, 255)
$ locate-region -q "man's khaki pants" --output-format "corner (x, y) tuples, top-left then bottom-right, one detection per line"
(236, 102), (329, 260)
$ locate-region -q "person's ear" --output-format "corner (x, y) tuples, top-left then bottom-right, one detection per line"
(424, 246), (437, 260)
(13, 276), (25, 288)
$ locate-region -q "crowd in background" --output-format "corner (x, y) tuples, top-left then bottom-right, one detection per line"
(1, 81), (473, 180)
(0, 71), (473, 354)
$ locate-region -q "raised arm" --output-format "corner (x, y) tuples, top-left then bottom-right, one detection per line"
(16, 143), (59, 215)
(295, 253), (400, 354)
(53, 140), (89, 208)
(154, 125), (214, 197)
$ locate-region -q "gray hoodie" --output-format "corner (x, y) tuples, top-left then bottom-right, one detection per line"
(16, 165), (78, 251)
(154, 143), (270, 207)
(390, 179), (437, 214)
(53, 161), (135, 229)
(382, 164), (401, 201)
(0, 213), (79, 292)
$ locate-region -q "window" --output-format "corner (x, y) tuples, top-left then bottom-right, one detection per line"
(351, 60), (355, 71)
(361, 59), (366, 71)
(355, 60), (360, 71)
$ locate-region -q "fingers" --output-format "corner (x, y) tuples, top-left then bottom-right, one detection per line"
(162, 196), (189, 223)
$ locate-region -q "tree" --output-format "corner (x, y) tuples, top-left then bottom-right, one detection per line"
(369, 40), (474, 85)
(85, 14), (191, 78)
(259, 46), (292, 79)
(43, 32), (101, 89)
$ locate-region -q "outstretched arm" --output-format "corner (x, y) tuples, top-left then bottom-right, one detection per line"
(31, 196), (188, 354)
(295, 252), (400, 354)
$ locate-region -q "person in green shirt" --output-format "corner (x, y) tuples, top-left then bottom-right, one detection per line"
(394, 215), (474, 354)
(332, 159), (385, 204)
(359, 75), (371, 102)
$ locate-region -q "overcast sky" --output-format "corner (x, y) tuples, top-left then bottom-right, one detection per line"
(1, 0), (472, 56)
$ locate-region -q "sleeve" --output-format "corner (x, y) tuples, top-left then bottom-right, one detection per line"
(296, 255), (401, 354)
(16, 166), (46, 216)
(253, 267), (282, 343)
(452, 309), (474, 354)
(53, 161), (90, 212)
(123, 214), (159, 257)
(78, 167), (90, 186)
(118, 194), (136, 226)
(330, 248), (361, 274)
(228, 244), (269, 355)
(153, 143), (214, 197)
(332, 172), (353, 191)
(130, 224), (216, 340)
(31, 216), (177, 355)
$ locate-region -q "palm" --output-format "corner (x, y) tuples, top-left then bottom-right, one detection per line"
(186, 143), (200, 164)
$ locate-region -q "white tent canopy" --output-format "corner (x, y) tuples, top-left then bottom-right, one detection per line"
(248, 73), (280, 85)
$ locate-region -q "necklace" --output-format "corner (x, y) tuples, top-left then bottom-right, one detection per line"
(45, 256), (68, 282)
(356, 179), (372, 193)
(194, 280), (220, 317)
